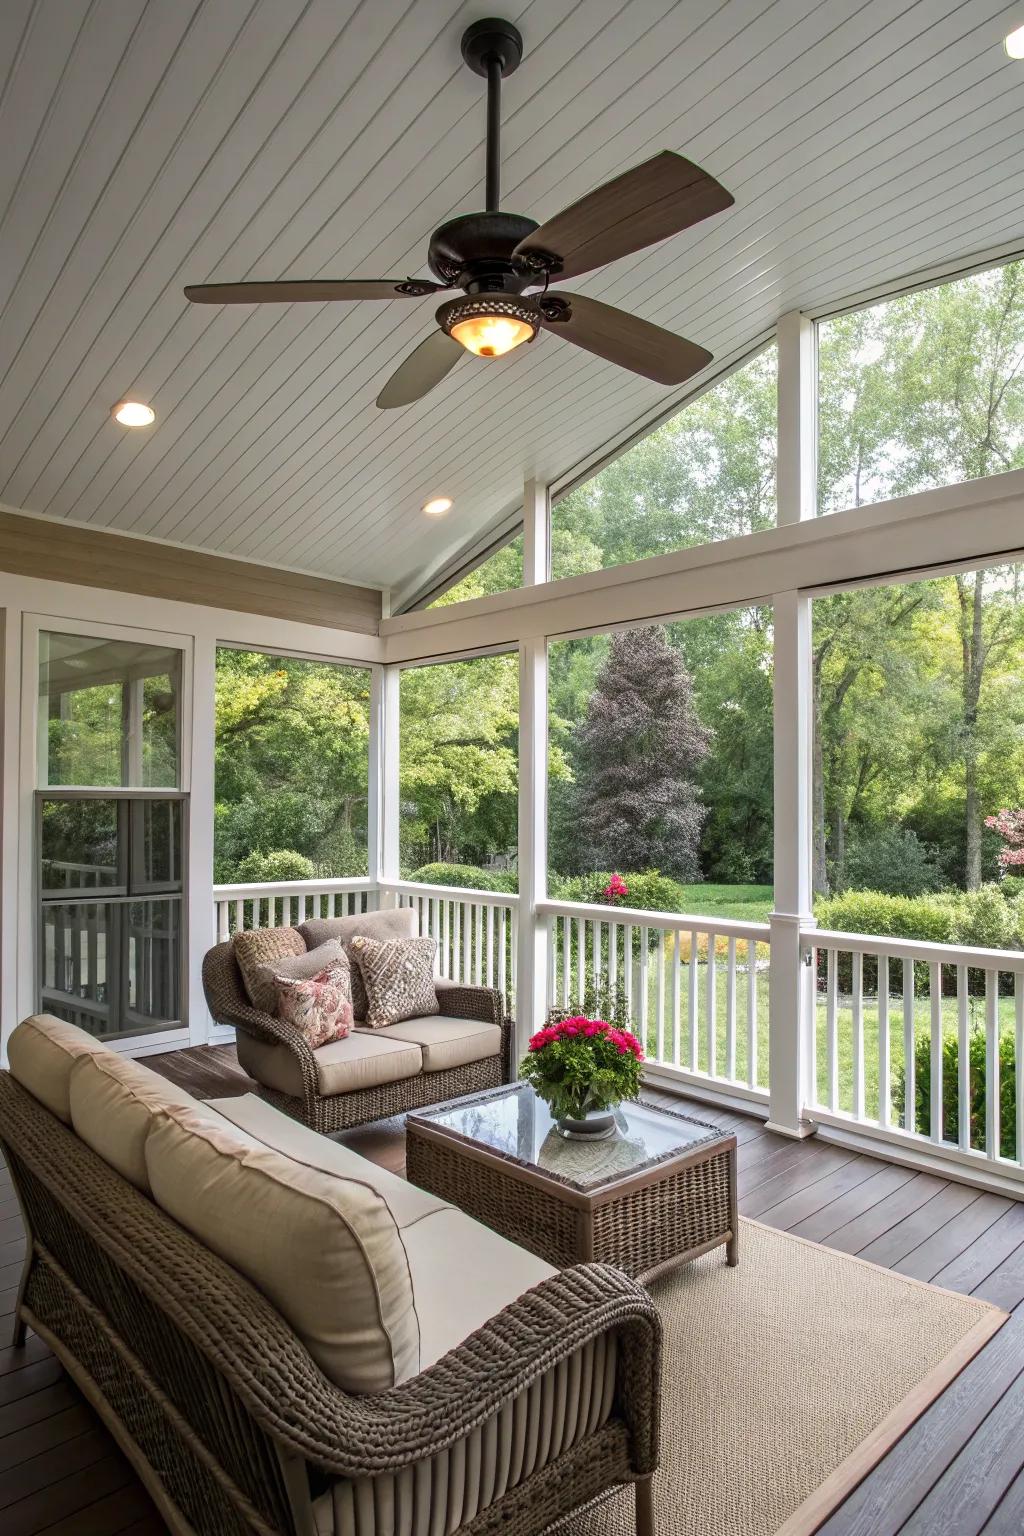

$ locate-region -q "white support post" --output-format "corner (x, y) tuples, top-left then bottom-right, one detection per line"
(515, 479), (550, 1061)
(522, 478), (550, 586)
(517, 633), (548, 1061)
(776, 310), (816, 525)
(0, 607), (21, 1065)
(187, 635), (217, 1044)
(768, 589), (816, 1136)
(372, 663), (401, 906)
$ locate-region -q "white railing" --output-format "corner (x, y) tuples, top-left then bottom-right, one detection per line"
(539, 900), (770, 1101)
(381, 879), (519, 999)
(213, 877), (377, 940)
(807, 928), (1024, 1180)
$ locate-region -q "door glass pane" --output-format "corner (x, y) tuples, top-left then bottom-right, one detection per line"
(40, 798), (125, 897)
(39, 631), (181, 787)
(39, 898), (182, 1041)
(125, 900), (182, 1033)
(129, 799), (183, 891)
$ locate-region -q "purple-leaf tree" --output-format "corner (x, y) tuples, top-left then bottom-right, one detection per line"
(573, 625), (712, 881)
(985, 809), (1024, 868)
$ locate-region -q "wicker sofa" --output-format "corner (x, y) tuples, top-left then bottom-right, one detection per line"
(1, 1013), (662, 1536)
(203, 906), (513, 1133)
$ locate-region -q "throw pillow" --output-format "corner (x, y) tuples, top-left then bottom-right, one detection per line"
(298, 908), (417, 1023)
(350, 936), (439, 1029)
(252, 938), (345, 1014)
(274, 960), (354, 1049)
(233, 927), (305, 1014)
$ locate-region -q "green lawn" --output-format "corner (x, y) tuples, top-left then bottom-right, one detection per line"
(676, 884), (773, 923)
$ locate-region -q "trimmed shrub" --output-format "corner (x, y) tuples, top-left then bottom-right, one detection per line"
(233, 849), (315, 883)
(845, 826), (943, 897)
(550, 870), (687, 915)
(408, 862), (517, 894)
(893, 1028), (1018, 1159)
(813, 890), (956, 995)
(947, 884), (1024, 951)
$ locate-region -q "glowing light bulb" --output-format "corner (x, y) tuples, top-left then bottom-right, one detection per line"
(449, 313), (535, 357)
(112, 401), (155, 426)
(422, 496), (453, 516)
(1005, 24), (1024, 58)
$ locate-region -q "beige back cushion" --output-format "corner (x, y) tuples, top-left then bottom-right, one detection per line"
(7, 1013), (109, 1122)
(298, 907), (416, 1021)
(145, 1102), (420, 1394)
(232, 926), (306, 1013)
(68, 1051), (202, 1193)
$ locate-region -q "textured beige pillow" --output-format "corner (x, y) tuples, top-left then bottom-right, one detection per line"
(350, 935), (439, 1028)
(232, 926), (305, 1013)
(298, 908), (417, 1021)
(6, 1013), (109, 1123)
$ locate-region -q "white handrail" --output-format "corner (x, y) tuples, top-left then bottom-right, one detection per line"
(381, 877), (520, 909)
(809, 927), (1024, 970)
(538, 898), (770, 941)
(213, 876), (375, 900)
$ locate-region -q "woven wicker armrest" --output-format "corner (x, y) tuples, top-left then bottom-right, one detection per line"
(433, 978), (503, 1025)
(202, 940), (318, 1076)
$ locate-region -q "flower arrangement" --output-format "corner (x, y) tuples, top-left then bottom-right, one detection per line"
(520, 1015), (644, 1126)
(602, 872), (629, 905)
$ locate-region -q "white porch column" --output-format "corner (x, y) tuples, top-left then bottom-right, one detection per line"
(188, 634), (217, 1044)
(767, 592), (816, 1137)
(0, 606), (22, 1063)
(371, 662), (401, 906)
(767, 311), (817, 1135)
(515, 480), (550, 1058)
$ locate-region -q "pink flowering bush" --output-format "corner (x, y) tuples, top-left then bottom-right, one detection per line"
(986, 809), (1024, 868)
(520, 1015), (644, 1123)
(602, 873), (629, 905)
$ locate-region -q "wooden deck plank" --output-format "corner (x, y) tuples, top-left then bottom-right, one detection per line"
(929, 1202), (1024, 1294)
(740, 1144), (862, 1217)
(892, 1193), (1014, 1283)
(980, 1463), (1024, 1533)
(788, 1163), (916, 1243)
(823, 1172), (950, 1254)
(3, 1456), (137, 1536)
(751, 1154), (892, 1231)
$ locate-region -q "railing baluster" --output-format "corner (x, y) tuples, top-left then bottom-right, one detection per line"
(903, 959), (915, 1133)
(234, 898), (244, 934)
(486, 904), (495, 987)
(463, 899), (473, 984)
(609, 922), (619, 1009)
(624, 925), (634, 1027)
(852, 950), (865, 1121)
(560, 916), (570, 1008)
(639, 928), (650, 1053)
(986, 969), (999, 1160)
(510, 907), (518, 1008)
(929, 961), (942, 1143)
(498, 907), (507, 998)
(826, 950), (838, 1111)
(592, 919), (601, 993)
(575, 917), (585, 1003)
(655, 932), (665, 1064)
(747, 938), (757, 1089)
(217, 901), (229, 943)
(957, 965), (969, 1152)
(706, 933), (717, 1078)
(671, 931), (681, 1068)
(688, 931), (698, 1072)
(726, 936), (737, 1082)
(441, 900), (450, 979)
(877, 954), (890, 1127)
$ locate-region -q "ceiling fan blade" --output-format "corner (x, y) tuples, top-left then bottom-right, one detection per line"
(514, 152), (733, 282)
(540, 293), (711, 386)
(184, 278), (444, 304)
(376, 330), (464, 409)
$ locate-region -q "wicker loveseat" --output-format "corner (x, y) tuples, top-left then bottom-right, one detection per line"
(203, 906), (513, 1134)
(1, 1014), (662, 1536)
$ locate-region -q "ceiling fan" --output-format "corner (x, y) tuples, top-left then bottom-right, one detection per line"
(184, 18), (734, 409)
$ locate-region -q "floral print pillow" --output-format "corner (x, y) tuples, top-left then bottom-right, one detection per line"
(273, 959), (353, 1049)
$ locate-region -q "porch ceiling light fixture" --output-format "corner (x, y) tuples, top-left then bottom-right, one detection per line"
(1005, 24), (1024, 57)
(436, 293), (538, 358)
(422, 495), (453, 516)
(112, 400), (155, 426)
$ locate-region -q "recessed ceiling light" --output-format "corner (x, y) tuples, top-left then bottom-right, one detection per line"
(112, 401), (155, 427)
(422, 496), (453, 516)
(1005, 23), (1024, 57)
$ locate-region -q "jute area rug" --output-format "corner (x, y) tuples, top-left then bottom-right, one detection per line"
(568, 1218), (1005, 1536)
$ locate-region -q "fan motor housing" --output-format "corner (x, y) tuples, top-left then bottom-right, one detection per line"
(427, 210), (540, 291)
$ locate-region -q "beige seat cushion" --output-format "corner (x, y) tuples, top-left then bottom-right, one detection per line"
(145, 1102), (420, 1394)
(298, 908), (417, 1021)
(232, 926), (306, 1013)
(6, 1014), (110, 1123)
(401, 1206), (555, 1370)
(357, 1015), (502, 1074)
(236, 1027), (423, 1100)
(207, 1093), (448, 1230)
(68, 1051), (206, 1192)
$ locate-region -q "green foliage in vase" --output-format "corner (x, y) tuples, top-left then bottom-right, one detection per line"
(520, 1016), (644, 1123)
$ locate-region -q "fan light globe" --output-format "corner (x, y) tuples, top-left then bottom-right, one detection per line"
(1006, 24), (1024, 57)
(450, 312), (535, 357)
(422, 496), (453, 516)
(113, 401), (155, 426)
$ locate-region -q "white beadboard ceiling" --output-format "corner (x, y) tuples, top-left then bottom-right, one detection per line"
(2, 0), (1024, 610)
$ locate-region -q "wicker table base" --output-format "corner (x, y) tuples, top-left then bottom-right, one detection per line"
(406, 1087), (738, 1281)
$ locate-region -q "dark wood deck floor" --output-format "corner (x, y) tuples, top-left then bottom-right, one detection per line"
(3, 1045), (1024, 1534)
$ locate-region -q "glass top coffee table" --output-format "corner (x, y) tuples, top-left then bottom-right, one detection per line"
(406, 1083), (738, 1281)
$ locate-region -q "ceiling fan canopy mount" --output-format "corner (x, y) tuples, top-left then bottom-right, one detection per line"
(184, 17), (735, 408)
